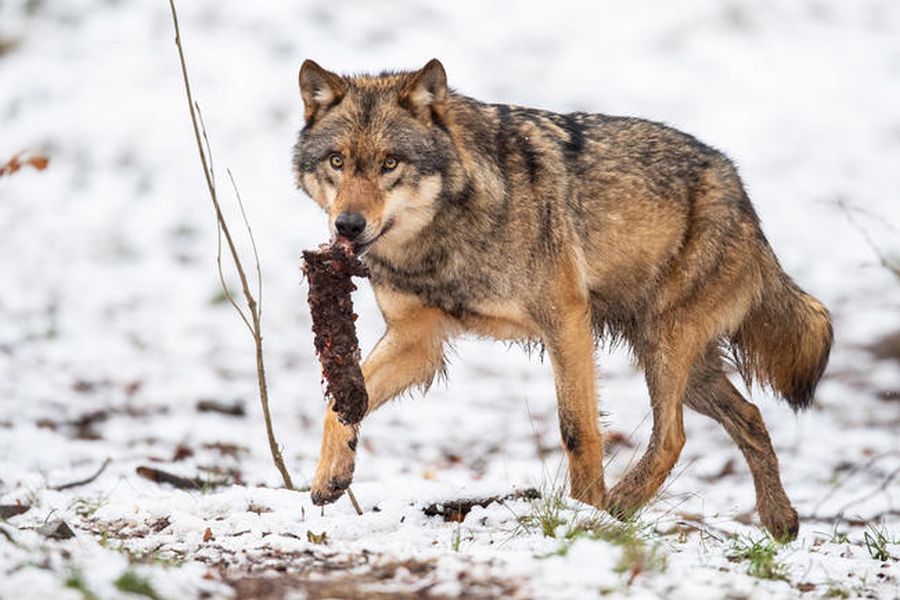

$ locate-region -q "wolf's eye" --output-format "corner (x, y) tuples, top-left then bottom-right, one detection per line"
(381, 156), (399, 173)
(328, 153), (344, 170)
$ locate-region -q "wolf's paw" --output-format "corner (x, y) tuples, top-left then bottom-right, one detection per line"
(604, 484), (646, 520)
(310, 448), (356, 506)
(759, 504), (799, 541)
(310, 476), (351, 506)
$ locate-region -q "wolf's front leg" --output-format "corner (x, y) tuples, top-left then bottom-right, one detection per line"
(310, 301), (453, 505)
(541, 300), (606, 510)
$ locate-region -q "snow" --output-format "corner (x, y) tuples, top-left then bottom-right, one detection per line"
(1, 0), (898, 598)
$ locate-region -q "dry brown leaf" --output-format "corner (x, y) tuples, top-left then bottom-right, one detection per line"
(26, 155), (49, 170)
(0, 152), (49, 177)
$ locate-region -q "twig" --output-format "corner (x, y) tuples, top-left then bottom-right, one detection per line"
(227, 168), (263, 316)
(346, 488), (363, 516)
(829, 466), (899, 520)
(835, 197), (900, 279)
(674, 519), (725, 543)
(167, 0), (293, 490)
(802, 509), (900, 527)
(0, 525), (19, 546)
(52, 458), (111, 491)
(196, 399), (245, 417)
(136, 465), (203, 490)
(811, 451), (898, 517)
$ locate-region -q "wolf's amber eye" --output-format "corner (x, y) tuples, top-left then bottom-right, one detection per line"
(328, 153), (344, 170)
(382, 156), (399, 173)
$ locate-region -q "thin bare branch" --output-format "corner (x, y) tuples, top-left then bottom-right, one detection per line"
(227, 168), (263, 317)
(195, 103), (216, 190)
(216, 222), (254, 336)
(812, 451), (898, 517)
(167, 0), (293, 491)
(831, 466), (899, 520)
(835, 197), (900, 279)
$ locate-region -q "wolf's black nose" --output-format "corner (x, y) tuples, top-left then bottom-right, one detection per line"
(335, 212), (366, 241)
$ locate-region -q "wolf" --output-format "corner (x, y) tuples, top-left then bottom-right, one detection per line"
(293, 58), (832, 539)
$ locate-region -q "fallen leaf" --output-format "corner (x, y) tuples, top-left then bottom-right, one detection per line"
(26, 155), (49, 170)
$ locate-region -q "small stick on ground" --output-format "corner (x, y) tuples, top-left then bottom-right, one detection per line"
(136, 466), (230, 490)
(136, 466), (203, 490)
(196, 399), (246, 417)
(52, 457), (111, 491)
(346, 488), (363, 516)
(167, 0), (293, 490)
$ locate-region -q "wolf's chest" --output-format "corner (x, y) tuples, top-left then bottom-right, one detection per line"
(366, 253), (505, 320)
(366, 264), (471, 319)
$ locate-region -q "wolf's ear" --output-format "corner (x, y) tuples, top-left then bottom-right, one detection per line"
(399, 58), (448, 125)
(299, 60), (347, 124)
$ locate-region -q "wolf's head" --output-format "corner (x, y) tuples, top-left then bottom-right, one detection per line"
(293, 59), (461, 256)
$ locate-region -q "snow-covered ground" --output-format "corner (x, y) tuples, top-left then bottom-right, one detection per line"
(1, 0), (898, 598)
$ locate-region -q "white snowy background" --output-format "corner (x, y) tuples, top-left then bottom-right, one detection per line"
(0, 0), (898, 598)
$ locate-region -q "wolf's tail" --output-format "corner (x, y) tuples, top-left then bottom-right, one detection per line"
(731, 272), (833, 411)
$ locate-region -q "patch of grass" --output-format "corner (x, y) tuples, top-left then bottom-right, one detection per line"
(563, 515), (666, 577)
(828, 522), (849, 545)
(516, 486), (567, 538)
(449, 518), (476, 552)
(247, 501), (272, 515)
(824, 582), (851, 599)
(728, 534), (789, 581)
(89, 524), (184, 568)
(64, 570), (98, 600)
(72, 496), (106, 519)
(114, 570), (161, 600)
(129, 545), (184, 568)
(511, 482), (666, 579)
(863, 523), (896, 561)
(451, 524), (462, 552)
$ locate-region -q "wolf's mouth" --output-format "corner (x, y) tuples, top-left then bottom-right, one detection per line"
(353, 219), (394, 255)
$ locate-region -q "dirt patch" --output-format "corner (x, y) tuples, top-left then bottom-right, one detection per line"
(226, 557), (517, 600)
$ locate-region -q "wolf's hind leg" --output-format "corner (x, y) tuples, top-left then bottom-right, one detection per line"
(606, 327), (700, 518)
(684, 352), (799, 540)
(310, 305), (452, 505)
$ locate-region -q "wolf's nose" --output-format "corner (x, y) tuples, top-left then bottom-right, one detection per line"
(335, 212), (366, 241)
